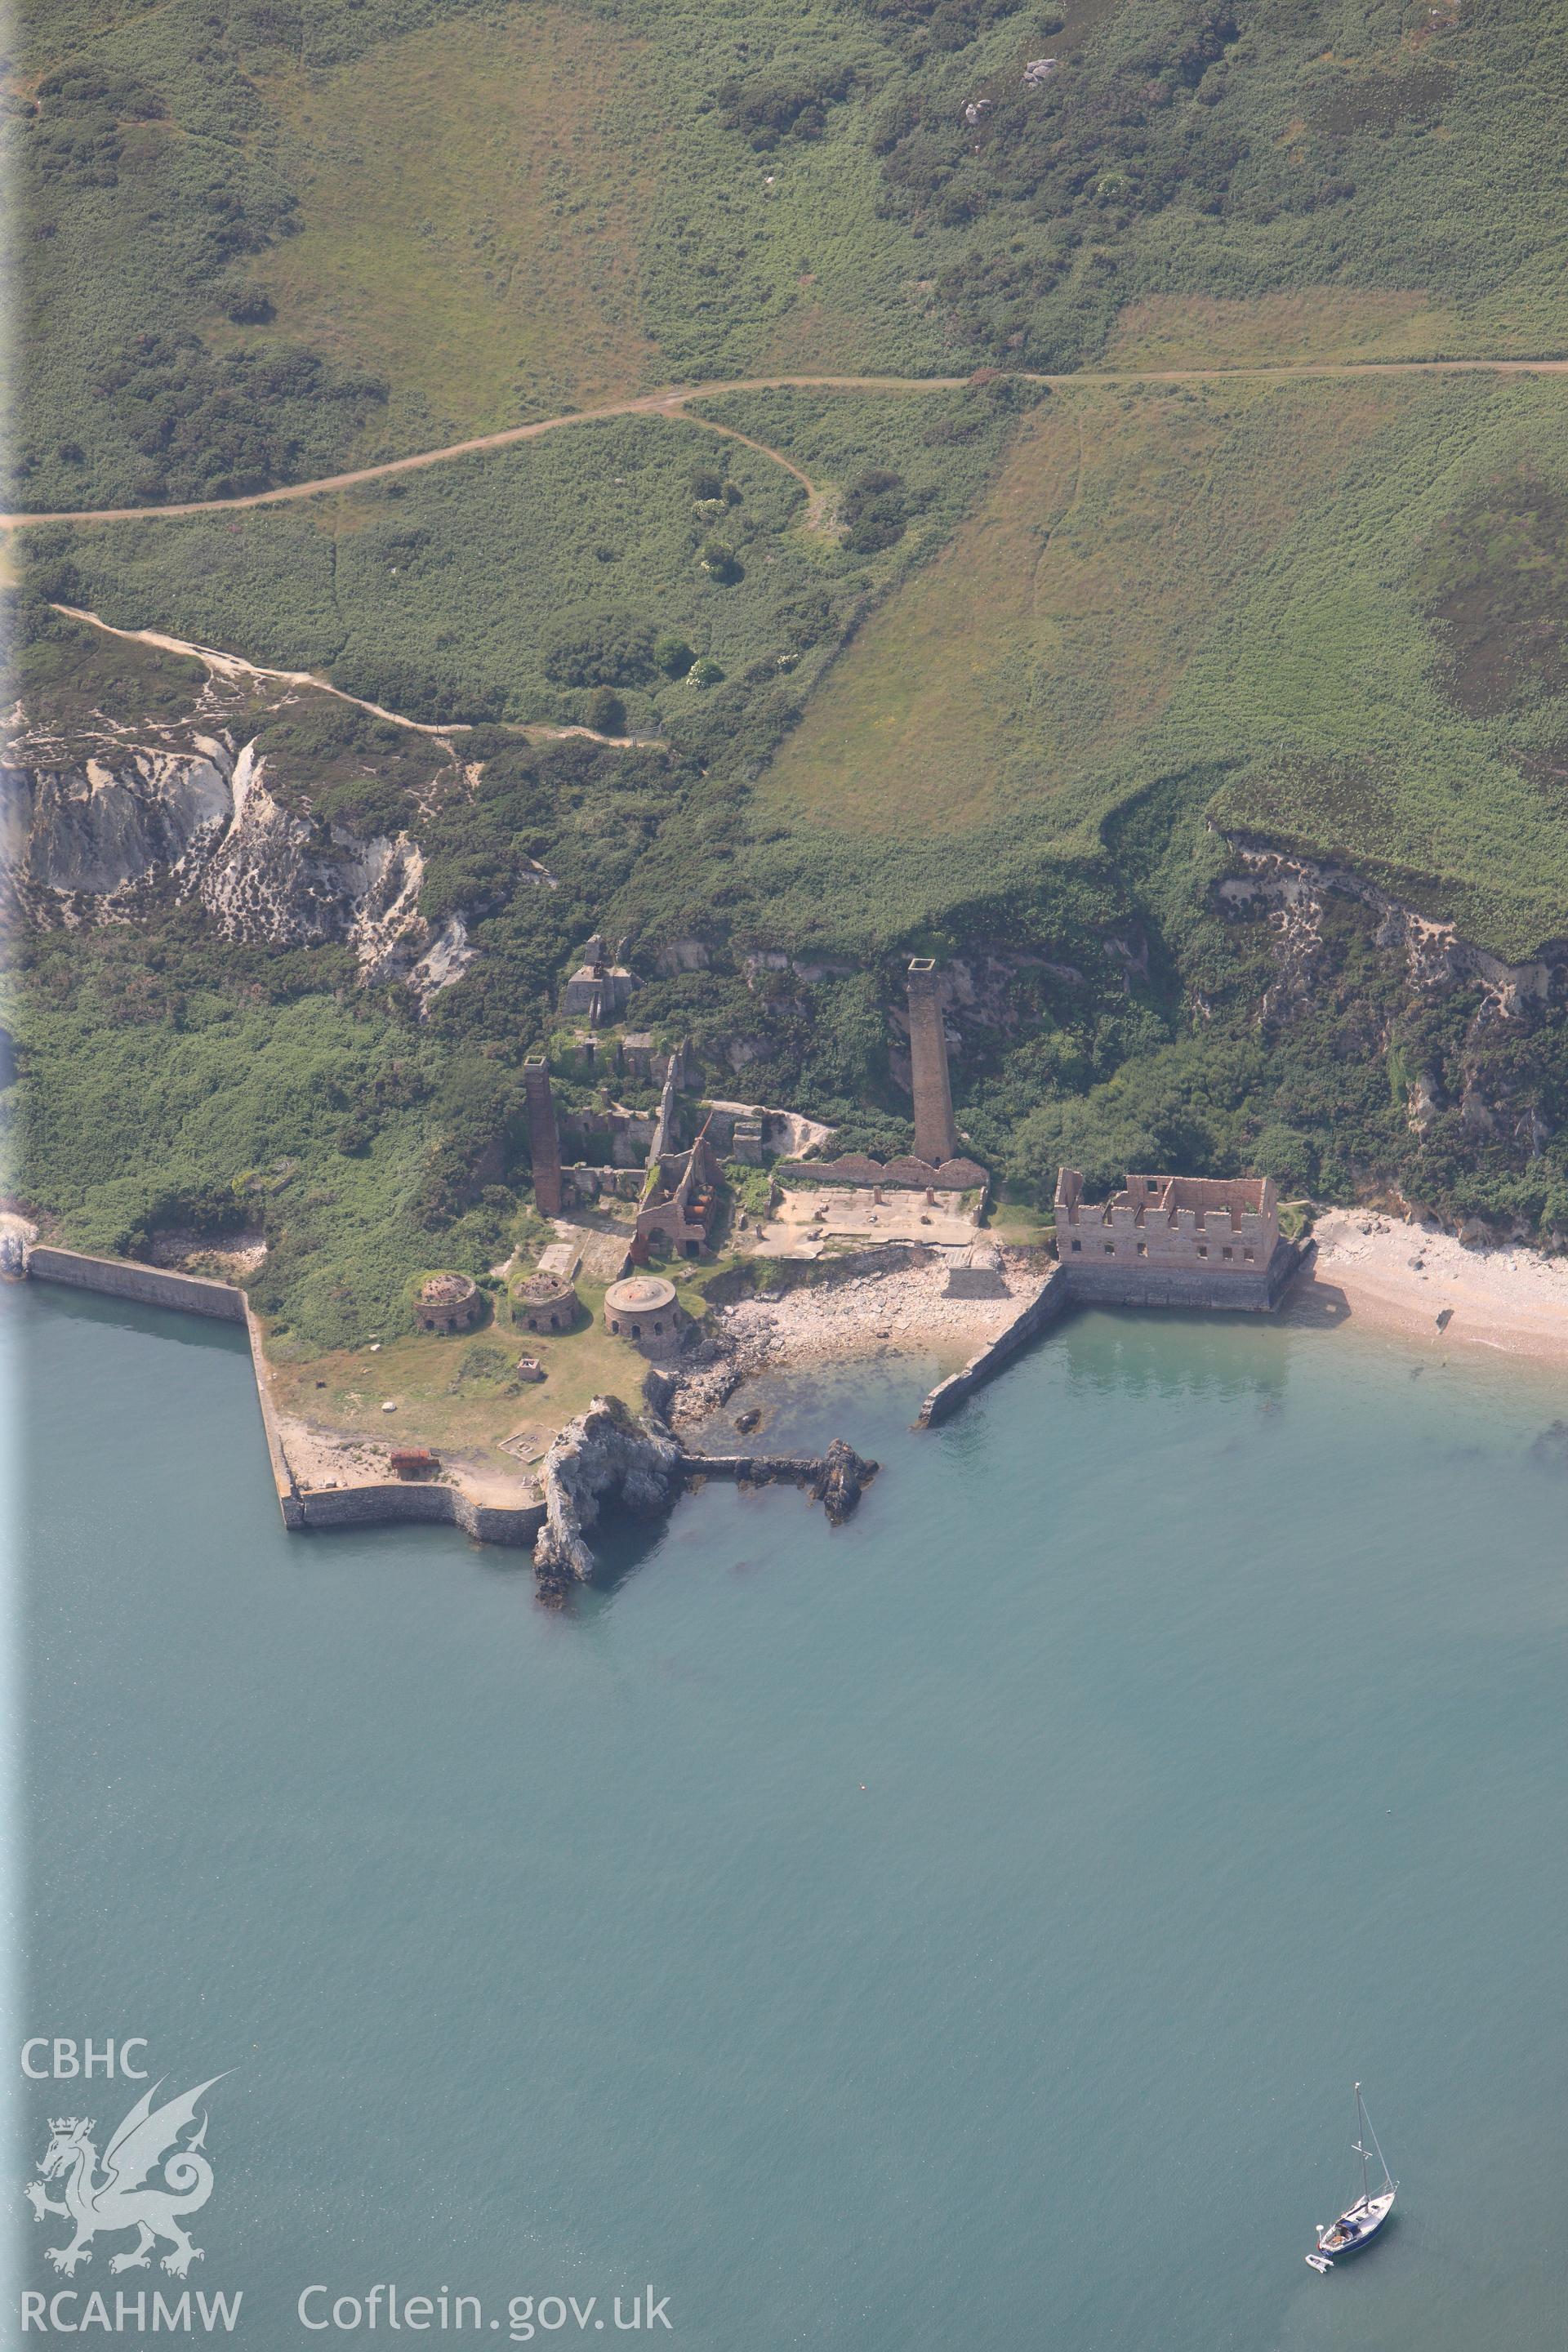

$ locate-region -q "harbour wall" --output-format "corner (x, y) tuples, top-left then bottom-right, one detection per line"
(917, 1264), (1071, 1428)
(916, 1241), (1315, 1427)
(281, 1481), (546, 1546)
(23, 1243), (544, 1547)
(27, 1245), (248, 1321)
(681, 1453), (834, 1486)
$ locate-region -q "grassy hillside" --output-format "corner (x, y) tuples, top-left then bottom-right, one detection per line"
(9, 0), (1568, 1285)
(754, 372), (1568, 956)
(230, 7), (665, 434)
(24, 362), (1568, 958)
(29, 385), (1022, 732)
(10, 0), (1568, 512)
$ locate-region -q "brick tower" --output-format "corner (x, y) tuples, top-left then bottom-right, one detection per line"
(523, 1056), (564, 1218)
(906, 959), (958, 1167)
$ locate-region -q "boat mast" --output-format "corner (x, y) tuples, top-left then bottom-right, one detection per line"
(1359, 2087), (1394, 2194)
(1352, 2083), (1370, 2207)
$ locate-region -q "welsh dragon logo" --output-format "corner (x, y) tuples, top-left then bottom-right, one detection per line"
(24, 2076), (228, 2278)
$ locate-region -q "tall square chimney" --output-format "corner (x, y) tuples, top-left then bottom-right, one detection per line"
(906, 960), (958, 1168)
(523, 1056), (564, 1218)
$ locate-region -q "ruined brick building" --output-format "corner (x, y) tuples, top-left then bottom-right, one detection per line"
(1054, 1170), (1298, 1309)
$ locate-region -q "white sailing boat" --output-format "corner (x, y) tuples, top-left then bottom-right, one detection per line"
(1303, 2083), (1396, 2273)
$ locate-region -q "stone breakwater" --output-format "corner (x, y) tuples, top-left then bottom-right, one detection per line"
(917, 1264), (1071, 1428)
(28, 1244), (248, 1321)
(915, 1240), (1314, 1427)
(25, 1244), (548, 1544)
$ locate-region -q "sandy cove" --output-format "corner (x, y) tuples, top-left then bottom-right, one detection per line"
(1294, 1210), (1568, 1369)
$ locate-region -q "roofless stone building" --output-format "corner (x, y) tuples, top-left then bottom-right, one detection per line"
(514, 1269), (579, 1334)
(1054, 1169), (1298, 1309)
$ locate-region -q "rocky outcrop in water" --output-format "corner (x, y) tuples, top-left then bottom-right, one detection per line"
(533, 1395), (685, 1600)
(532, 1393), (881, 1599)
(807, 1437), (879, 1525)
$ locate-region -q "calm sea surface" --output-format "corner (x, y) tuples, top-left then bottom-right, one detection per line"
(7, 1282), (1568, 2350)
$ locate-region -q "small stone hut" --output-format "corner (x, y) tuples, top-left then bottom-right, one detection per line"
(514, 1268), (580, 1334)
(603, 1273), (686, 1357)
(944, 1239), (1010, 1298)
(416, 1272), (483, 1334)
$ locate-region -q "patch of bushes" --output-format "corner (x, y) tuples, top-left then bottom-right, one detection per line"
(92, 333), (387, 505)
(585, 686), (627, 734)
(542, 610), (658, 689)
(839, 468), (908, 555)
(717, 64), (855, 149)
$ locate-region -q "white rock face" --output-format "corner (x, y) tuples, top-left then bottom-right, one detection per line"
(1, 743), (232, 912)
(408, 914), (476, 1003)
(2, 721), (470, 1003)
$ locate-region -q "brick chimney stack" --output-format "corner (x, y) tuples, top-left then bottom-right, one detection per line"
(523, 1056), (564, 1218)
(906, 959), (958, 1168)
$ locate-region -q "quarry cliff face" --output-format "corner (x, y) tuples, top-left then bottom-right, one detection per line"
(0, 701), (472, 1002)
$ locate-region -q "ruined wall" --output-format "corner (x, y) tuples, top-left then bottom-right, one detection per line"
(1055, 1168), (1280, 1272)
(560, 1163), (644, 1203)
(702, 1241), (929, 1307)
(282, 1482), (544, 1546)
(559, 1107), (657, 1166)
(775, 1153), (987, 1192)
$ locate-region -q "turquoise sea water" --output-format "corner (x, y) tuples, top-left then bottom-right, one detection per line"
(9, 1281), (1568, 2350)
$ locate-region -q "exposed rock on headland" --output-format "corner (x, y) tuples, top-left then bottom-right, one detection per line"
(533, 1395), (684, 1601)
(532, 1394), (881, 1600)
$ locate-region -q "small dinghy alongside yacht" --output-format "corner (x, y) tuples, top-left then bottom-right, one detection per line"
(1304, 2083), (1396, 2274)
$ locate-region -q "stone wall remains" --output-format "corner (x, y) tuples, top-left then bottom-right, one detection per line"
(283, 1481), (544, 1546)
(775, 1153), (987, 1192)
(702, 1241), (926, 1307)
(1054, 1166), (1280, 1272)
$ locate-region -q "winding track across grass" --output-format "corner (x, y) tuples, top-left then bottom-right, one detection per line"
(51, 604), (665, 749)
(7, 359), (1568, 532)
